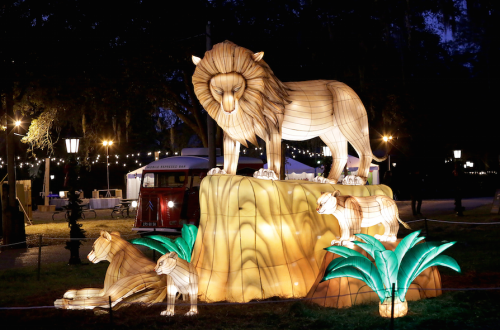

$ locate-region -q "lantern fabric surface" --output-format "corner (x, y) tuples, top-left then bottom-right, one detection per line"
(192, 41), (387, 182)
(306, 240), (443, 308)
(191, 175), (394, 303)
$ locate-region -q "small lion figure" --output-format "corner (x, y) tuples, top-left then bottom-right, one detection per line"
(316, 191), (411, 245)
(155, 251), (199, 316)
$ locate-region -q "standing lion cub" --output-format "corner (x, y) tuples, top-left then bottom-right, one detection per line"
(316, 191), (410, 245)
(154, 251), (199, 316)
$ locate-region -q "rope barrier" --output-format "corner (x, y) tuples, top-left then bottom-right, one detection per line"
(0, 286), (499, 310)
(0, 241), (27, 247)
(405, 218), (500, 225)
(0, 233), (142, 247)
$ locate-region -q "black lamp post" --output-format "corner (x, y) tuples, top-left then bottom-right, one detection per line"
(63, 133), (85, 265)
(453, 149), (464, 216)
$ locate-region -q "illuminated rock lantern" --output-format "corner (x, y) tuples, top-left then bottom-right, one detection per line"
(192, 41), (386, 183)
(191, 175), (399, 302)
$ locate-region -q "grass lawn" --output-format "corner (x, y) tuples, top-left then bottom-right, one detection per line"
(23, 210), (138, 246)
(1, 205), (500, 329)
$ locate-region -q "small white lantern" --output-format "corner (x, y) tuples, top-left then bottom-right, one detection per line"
(454, 150), (461, 159)
(323, 146), (332, 157)
(65, 138), (80, 153)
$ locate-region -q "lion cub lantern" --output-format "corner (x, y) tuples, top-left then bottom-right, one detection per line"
(316, 191), (410, 245)
(192, 41), (385, 183)
(155, 251), (199, 316)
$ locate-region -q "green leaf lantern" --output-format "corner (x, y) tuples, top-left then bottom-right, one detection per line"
(130, 224), (198, 262)
(321, 230), (461, 318)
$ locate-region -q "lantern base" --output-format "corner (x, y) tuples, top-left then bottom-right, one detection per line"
(379, 297), (408, 318)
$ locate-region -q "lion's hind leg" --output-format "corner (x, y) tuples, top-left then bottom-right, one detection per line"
(374, 199), (399, 242)
(55, 296), (110, 310)
(320, 129), (348, 183)
(55, 272), (165, 310)
(161, 275), (177, 316)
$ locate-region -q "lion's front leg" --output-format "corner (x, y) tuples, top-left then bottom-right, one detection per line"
(254, 127), (282, 180)
(161, 276), (177, 316)
(221, 132), (240, 175)
(63, 288), (104, 299)
(332, 219), (357, 246)
(185, 274), (199, 316)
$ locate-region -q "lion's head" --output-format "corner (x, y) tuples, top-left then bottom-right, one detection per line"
(316, 191), (341, 214)
(154, 251), (178, 276)
(192, 41), (290, 147)
(87, 231), (120, 263)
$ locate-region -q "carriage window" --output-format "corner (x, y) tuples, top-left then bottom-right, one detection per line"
(192, 176), (202, 187)
(186, 173), (202, 188)
(142, 172), (186, 188)
(143, 173), (155, 187)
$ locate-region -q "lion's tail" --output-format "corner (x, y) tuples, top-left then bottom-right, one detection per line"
(372, 153), (388, 162)
(397, 214), (411, 230)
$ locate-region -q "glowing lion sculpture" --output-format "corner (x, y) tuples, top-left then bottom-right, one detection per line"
(154, 251), (199, 316)
(54, 231), (168, 311)
(192, 40), (385, 183)
(316, 191), (411, 245)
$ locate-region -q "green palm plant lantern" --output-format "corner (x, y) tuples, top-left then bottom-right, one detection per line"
(321, 230), (461, 318)
(130, 225), (197, 262)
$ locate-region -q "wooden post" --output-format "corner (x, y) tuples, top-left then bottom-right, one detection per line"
(109, 296), (113, 325)
(390, 283), (395, 329)
(37, 235), (42, 281)
(37, 158), (55, 212)
(44, 158), (50, 206)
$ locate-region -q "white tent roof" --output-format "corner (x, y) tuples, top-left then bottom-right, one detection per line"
(265, 155), (379, 173)
(127, 166), (146, 179)
(346, 155), (379, 171)
(265, 157), (318, 173)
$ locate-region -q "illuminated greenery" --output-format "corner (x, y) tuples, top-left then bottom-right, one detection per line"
(322, 230), (461, 303)
(130, 224), (197, 262)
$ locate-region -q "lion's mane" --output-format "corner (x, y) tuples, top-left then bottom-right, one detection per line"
(192, 41), (290, 147)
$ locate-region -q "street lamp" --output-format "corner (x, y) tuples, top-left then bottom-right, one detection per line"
(103, 140), (113, 198)
(64, 137), (80, 154)
(383, 136), (393, 170)
(453, 150), (461, 159)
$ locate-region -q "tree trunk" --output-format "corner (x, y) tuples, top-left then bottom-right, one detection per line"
(170, 126), (175, 151)
(280, 140), (286, 180)
(3, 89), (26, 248)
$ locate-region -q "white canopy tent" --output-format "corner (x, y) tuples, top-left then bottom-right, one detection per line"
(265, 158), (321, 181)
(126, 166), (145, 199)
(345, 155), (380, 185)
(265, 155), (380, 184)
